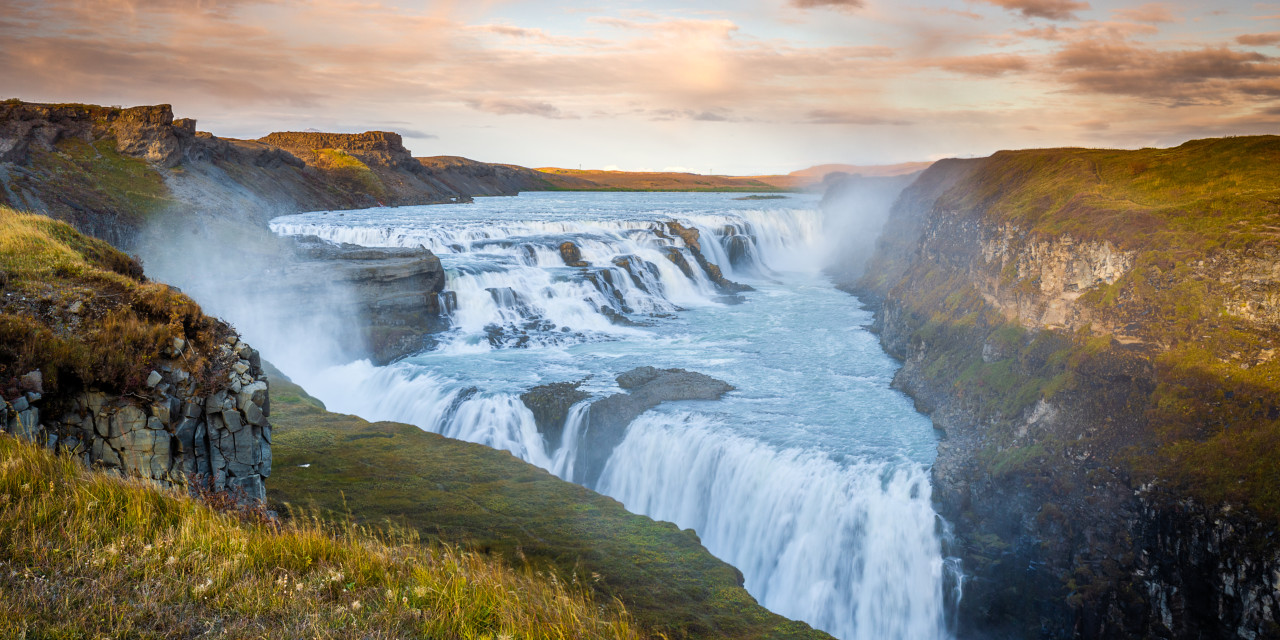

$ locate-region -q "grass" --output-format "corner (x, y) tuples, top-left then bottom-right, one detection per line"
(313, 149), (388, 200)
(0, 433), (642, 639)
(266, 368), (827, 640)
(6, 138), (176, 228)
(871, 136), (1280, 521)
(0, 206), (226, 396)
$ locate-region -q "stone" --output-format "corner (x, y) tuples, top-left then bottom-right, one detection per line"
(559, 241), (589, 267)
(145, 370), (163, 388)
(237, 381), (269, 411)
(222, 409), (244, 434)
(233, 427), (260, 465)
(172, 336), (186, 355)
(174, 418), (199, 453)
(67, 300), (83, 314)
(114, 405), (147, 437)
(260, 438), (272, 478)
(11, 395), (28, 412)
(243, 401), (266, 427)
(183, 400), (202, 419)
(14, 408), (39, 441)
(18, 370), (42, 394)
(229, 474), (265, 503)
(232, 361), (250, 375)
(146, 416), (165, 431)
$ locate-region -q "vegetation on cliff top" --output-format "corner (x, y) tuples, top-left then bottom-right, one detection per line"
(0, 434), (640, 639)
(266, 368), (826, 640)
(877, 137), (1280, 522)
(1, 137), (176, 232)
(0, 206), (228, 396)
(942, 136), (1280, 253)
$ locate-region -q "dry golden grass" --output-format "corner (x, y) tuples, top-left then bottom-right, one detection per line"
(0, 434), (644, 639)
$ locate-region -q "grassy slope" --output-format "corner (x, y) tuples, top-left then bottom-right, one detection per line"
(880, 136), (1280, 519)
(266, 370), (826, 640)
(0, 205), (227, 395)
(0, 434), (641, 640)
(0, 138), (177, 240)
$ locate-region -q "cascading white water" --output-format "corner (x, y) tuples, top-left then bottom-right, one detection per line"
(262, 192), (958, 640)
(599, 413), (948, 640)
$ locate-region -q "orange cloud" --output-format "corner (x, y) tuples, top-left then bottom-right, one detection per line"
(935, 54), (1031, 76)
(978, 0), (1091, 21)
(1238, 33), (1280, 46)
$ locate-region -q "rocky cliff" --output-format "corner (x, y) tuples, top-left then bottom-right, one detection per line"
(417, 155), (558, 196)
(0, 206), (271, 501)
(845, 138), (1280, 639)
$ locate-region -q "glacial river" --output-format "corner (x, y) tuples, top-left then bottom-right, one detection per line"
(267, 192), (956, 639)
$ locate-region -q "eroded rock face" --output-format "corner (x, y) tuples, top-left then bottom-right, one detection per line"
(661, 222), (753, 294)
(278, 236), (449, 364)
(0, 336), (272, 503)
(575, 367), (733, 487)
(520, 380), (589, 449)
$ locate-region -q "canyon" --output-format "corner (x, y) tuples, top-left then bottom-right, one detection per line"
(2, 99), (1278, 639)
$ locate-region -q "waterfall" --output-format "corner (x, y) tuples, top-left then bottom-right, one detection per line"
(262, 193), (957, 640)
(599, 412), (950, 640)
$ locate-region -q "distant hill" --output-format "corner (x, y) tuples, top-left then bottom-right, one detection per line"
(526, 162), (932, 193)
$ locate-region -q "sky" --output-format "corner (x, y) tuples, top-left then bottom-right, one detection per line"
(2, 0), (1279, 174)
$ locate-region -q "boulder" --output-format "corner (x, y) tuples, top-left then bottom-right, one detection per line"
(559, 241), (589, 267)
(575, 368), (733, 486)
(520, 381), (590, 448)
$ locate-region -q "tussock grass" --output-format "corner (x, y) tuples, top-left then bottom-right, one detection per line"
(0, 434), (643, 639)
(0, 206), (225, 394)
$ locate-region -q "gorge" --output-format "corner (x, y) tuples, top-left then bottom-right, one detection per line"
(2, 99), (1279, 640)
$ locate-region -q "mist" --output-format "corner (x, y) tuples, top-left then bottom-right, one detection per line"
(819, 171), (922, 288)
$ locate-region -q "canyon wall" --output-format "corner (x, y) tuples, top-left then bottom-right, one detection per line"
(846, 139), (1280, 639)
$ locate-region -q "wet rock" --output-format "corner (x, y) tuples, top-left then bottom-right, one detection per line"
(576, 367), (734, 486)
(559, 241), (589, 267)
(520, 381), (590, 448)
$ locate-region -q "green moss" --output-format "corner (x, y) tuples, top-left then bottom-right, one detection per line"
(312, 149), (387, 199)
(24, 138), (175, 224)
(265, 368), (828, 640)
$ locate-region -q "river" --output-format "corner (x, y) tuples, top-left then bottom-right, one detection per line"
(267, 191), (958, 639)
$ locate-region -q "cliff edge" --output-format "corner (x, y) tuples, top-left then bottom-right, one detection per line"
(844, 137), (1280, 638)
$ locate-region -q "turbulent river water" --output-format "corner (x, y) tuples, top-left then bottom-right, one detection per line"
(263, 191), (957, 639)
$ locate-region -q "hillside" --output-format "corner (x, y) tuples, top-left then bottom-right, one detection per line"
(0, 203), (825, 638)
(842, 136), (1280, 638)
(0, 434), (640, 639)
(534, 168), (793, 192)
(265, 367), (828, 640)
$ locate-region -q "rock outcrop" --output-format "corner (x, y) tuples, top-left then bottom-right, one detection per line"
(417, 155), (557, 196)
(573, 367), (733, 486)
(274, 236), (450, 364)
(661, 222), (753, 294)
(3, 336), (272, 503)
(844, 140), (1280, 639)
(519, 380), (590, 449)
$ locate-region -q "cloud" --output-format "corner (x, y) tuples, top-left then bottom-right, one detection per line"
(466, 98), (575, 119)
(1112, 2), (1179, 24)
(1052, 41), (1280, 105)
(789, 0), (863, 11)
(978, 0), (1091, 21)
(935, 54), (1030, 76)
(805, 109), (912, 125)
(1074, 118), (1110, 130)
(1237, 33), (1280, 46)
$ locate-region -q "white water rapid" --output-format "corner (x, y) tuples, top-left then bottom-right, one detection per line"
(260, 192), (958, 638)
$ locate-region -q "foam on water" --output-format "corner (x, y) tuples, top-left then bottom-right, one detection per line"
(266, 192), (959, 639)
